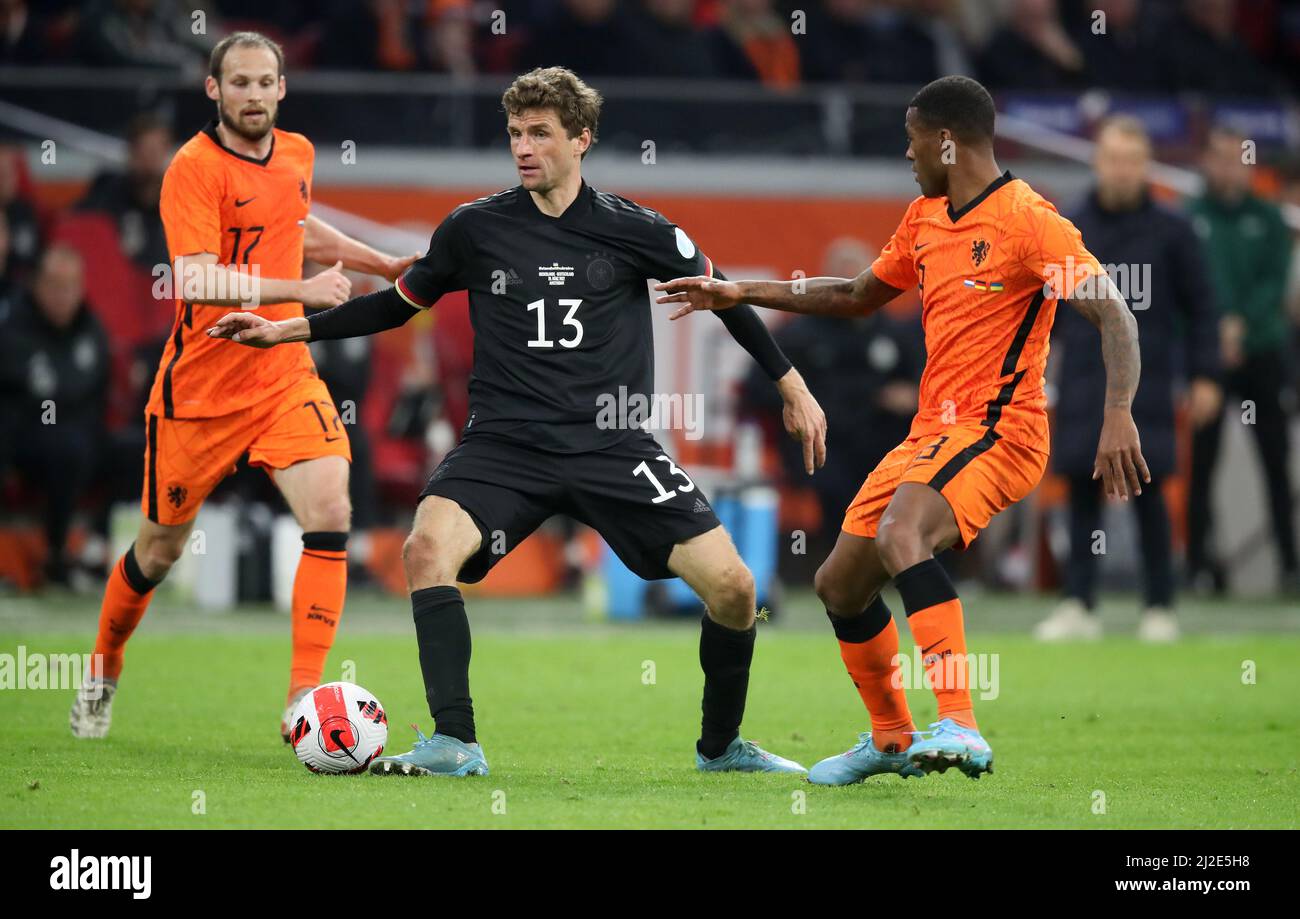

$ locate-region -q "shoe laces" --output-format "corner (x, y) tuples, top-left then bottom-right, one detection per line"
(927, 720), (968, 738)
(849, 730), (925, 755)
(738, 740), (770, 760)
(845, 732), (874, 755)
(410, 724), (434, 747)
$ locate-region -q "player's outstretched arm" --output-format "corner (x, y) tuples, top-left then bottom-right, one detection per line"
(206, 310), (297, 347)
(704, 269), (828, 473)
(655, 268), (903, 319)
(304, 216), (420, 282)
(175, 253), (352, 309)
(207, 286), (421, 347)
(1068, 277), (1150, 500)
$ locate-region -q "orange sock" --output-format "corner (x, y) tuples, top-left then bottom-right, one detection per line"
(91, 545), (159, 682)
(289, 532), (348, 698)
(894, 559), (978, 730)
(828, 597), (915, 751)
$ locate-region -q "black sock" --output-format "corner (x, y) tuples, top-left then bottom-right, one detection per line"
(411, 586), (476, 745)
(697, 614), (756, 760)
(893, 558), (957, 616)
(122, 543), (161, 594)
(826, 594), (892, 643)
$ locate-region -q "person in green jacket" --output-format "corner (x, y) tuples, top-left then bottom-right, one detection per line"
(1187, 125), (1297, 595)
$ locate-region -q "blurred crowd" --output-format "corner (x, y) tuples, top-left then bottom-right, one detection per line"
(2, 0), (1296, 97)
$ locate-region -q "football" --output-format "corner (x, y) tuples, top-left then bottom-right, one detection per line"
(287, 682), (388, 774)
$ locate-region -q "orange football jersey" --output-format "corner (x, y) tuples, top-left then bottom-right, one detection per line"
(147, 121), (318, 419)
(871, 171), (1104, 449)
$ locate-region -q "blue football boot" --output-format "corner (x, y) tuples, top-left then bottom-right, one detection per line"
(696, 736), (807, 775)
(905, 718), (993, 779)
(807, 732), (927, 785)
(369, 725), (489, 777)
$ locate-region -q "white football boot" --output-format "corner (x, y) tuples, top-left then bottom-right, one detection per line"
(69, 680), (117, 738)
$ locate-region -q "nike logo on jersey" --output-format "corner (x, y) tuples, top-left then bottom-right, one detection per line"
(235, 197), (256, 207)
(914, 242), (929, 250)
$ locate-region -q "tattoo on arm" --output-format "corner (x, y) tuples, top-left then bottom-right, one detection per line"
(741, 269), (903, 318)
(1069, 277), (1140, 410)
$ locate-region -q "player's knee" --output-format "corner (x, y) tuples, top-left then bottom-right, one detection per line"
(401, 530), (435, 579)
(814, 562), (854, 614)
(401, 527), (461, 586)
(135, 531), (185, 580)
(305, 493), (351, 533)
(703, 563), (756, 628)
(875, 517), (926, 576)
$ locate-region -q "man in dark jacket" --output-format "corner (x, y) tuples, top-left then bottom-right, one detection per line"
(0, 244), (111, 586)
(1187, 126), (1297, 595)
(1036, 116), (1220, 642)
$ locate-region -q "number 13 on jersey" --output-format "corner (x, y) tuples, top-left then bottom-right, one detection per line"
(526, 298), (583, 348)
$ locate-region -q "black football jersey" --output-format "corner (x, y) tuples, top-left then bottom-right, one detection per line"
(396, 181), (714, 453)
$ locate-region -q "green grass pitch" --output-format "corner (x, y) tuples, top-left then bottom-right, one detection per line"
(2, 590), (1298, 829)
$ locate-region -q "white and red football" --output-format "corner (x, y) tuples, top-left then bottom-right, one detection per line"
(288, 682), (388, 774)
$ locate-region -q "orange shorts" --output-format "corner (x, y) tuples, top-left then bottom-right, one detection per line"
(141, 374), (351, 526)
(842, 423), (1048, 549)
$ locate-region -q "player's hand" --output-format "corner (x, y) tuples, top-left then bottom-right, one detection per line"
(382, 253), (421, 283)
(1093, 407), (1150, 500)
(206, 311), (286, 348)
(300, 260), (352, 308)
(654, 276), (743, 319)
(776, 369), (827, 475)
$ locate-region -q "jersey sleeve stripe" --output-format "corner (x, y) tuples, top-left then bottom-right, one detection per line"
(703, 255), (714, 278)
(395, 275), (432, 309)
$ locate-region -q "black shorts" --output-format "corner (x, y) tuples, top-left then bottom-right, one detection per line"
(419, 432), (721, 582)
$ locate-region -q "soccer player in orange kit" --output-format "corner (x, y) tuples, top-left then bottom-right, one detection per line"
(69, 32), (417, 741)
(656, 76), (1148, 784)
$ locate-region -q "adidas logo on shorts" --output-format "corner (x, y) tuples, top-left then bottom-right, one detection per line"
(692, 498), (711, 514)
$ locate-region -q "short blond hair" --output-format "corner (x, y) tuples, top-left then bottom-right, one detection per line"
(210, 31), (284, 82)
(1096, 114), (1151, 150)
(502, 67), (602, 158)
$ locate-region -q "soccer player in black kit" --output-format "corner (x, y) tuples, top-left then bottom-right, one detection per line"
(210, 67), (825, 777)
